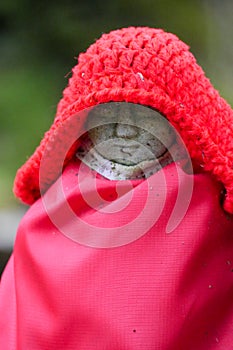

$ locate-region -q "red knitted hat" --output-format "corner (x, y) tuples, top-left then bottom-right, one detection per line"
(14, 27), (233, 213)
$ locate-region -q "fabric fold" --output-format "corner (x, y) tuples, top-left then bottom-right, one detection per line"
(1, 160), (233, 349)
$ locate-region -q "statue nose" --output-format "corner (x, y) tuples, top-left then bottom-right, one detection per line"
(114, 108), (139, 138)
(115, 123), (139, 138)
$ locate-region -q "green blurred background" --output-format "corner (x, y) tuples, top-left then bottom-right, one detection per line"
(0, 0), (232, 209)
(0, 0), (232, 272)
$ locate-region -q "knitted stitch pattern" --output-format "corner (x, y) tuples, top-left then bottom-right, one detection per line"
(13, 27), (233, 213)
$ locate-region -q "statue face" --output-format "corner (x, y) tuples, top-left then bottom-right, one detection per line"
(76, 103), (189, 180)
(86, 103), (175, 166)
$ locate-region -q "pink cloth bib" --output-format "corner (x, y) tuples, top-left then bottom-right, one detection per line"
(1, 160), (233, 349)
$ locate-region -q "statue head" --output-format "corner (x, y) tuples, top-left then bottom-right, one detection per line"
(76, 102), (176, 179)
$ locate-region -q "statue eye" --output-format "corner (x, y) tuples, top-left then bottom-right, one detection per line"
(86, 105), (119, 129)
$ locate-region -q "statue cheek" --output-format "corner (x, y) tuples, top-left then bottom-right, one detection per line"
(89, 125), (114, 144)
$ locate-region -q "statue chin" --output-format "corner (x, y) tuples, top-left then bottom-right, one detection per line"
(76, 134), (175, 180)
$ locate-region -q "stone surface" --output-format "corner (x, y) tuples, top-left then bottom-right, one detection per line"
(77, 103), (176, 180)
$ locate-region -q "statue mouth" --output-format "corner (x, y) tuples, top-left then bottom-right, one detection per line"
(98, 140), (168, 166)
(110, 147), (169, 166)
(117, 144), (140, 157)
(76, 131), (179, 179)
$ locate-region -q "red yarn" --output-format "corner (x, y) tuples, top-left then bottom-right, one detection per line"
(13, 27), (233, 213)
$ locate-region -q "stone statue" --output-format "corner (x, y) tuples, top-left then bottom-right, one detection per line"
(76, 102), (177, 180)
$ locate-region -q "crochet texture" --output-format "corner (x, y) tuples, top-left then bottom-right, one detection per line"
(13, 27), (233, 213)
